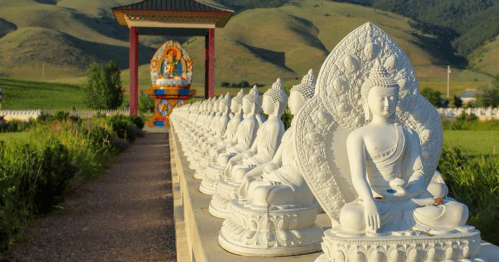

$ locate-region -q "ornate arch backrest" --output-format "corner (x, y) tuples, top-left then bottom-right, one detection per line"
(293, 23), (443, 223)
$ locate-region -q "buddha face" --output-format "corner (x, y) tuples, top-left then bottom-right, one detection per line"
(288, 91), (306, 116)
(242, 98), (252, 114)
(219, 101), (226, 113)
(262, 95), (275, 115)
(367, 86), (398, 119)
(230, 100), (240, 113)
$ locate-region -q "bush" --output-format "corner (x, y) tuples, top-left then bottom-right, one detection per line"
(108, 115), (136, 143)
(221, 81), (230, 87)
(456, 112), (478, 123)
(127, 115), (145, 129)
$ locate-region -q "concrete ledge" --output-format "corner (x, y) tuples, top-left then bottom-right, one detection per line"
(169, 125), (499, 262)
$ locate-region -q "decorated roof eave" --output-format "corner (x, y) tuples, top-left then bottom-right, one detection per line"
(113, 9), (232, 28)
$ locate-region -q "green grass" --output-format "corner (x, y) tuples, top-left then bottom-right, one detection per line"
(0, 78), (88, 109)
(444, 130), (499, 155)
(0, 131), (30, 141)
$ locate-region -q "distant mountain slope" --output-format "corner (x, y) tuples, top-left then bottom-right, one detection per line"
(332, 0), (499, 69)
(0, 0), (493, 87)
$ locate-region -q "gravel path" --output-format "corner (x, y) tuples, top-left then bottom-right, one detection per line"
(7, 130), (176, 262)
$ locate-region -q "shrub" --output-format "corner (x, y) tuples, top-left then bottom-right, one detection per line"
(127, 115), (145, 129)
(108, 115), (136, 143)
(476, 75), (499, 107)
(54, 111), (70, 121)
(221, 81), (230, 87)
(456, 112), (478, 123)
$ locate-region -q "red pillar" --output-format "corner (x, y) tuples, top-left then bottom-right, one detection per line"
(205, 28), (215, 99)
(129, 27), (139, 116)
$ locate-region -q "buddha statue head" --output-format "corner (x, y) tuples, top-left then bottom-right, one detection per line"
(219, 92), (231, 114)
(243, 85), (262, 116)
(263, 78), (288, 117)
(231, 89), (245, 114)
(361, 61), (399, 122)
(215, 95), (224, 114)
(289, 69), (316, 115)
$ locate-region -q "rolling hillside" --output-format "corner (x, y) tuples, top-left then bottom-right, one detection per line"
(0, 0), (495, 99)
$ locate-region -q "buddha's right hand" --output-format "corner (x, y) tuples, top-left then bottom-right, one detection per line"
(238, 175), (253, 197)
(364, 200), (380, 233)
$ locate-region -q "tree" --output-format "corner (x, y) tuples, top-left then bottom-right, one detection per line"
(453, 95), (463, 108)
(476, 75), (499, 107)
(139, 92), (155, 113)
(421, 87), (443, 107)
(85, 61), (124, 109)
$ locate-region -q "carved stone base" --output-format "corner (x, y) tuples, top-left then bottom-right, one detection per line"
(318, 226), (485, 262)
(209, 180), (239, 218)
(219, 200), (324, 256)
(199, 165), (224, 195)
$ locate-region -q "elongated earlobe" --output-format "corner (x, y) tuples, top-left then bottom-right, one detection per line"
(364, 104), (372, 121)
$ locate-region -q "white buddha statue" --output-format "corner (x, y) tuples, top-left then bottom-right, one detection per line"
(340, 63), (468, 234)
(238, 70), (316, 207)
(200, 86), (263, 195)
(209, 79), (287, 218)
(215, 86), (264, 166)
(217, 70), (324, 256)
(292, 23), (484, 262)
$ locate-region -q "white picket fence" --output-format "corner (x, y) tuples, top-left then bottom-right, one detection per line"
(0, 109), (129, 122)
(437, 107), (499, 121)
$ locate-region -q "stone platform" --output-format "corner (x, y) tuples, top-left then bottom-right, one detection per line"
(169, 126), (499, 262)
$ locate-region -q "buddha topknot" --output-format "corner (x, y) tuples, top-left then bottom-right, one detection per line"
(291, 69), (316, 101)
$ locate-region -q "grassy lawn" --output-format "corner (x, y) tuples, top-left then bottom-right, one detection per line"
(444, 130), (499, 154)
(0, 131), (31, 142)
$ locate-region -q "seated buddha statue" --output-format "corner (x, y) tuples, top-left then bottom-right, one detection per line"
(209, 79), (287, 218)
(238, 70), (316, 207)
(224, 79), (287, 181)
(217, 71), (325, 256)
(214, 86), (264, 166)
(339, 63), (468, 234)
(209, 89), (245, 156)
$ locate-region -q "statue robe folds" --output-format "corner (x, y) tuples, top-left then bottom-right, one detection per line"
(244, 127), (313, 206)
(231, 116), (284, 180)
(344, 123), (467, 233)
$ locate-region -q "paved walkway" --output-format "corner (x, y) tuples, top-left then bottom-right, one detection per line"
(7, 128), (175, 261)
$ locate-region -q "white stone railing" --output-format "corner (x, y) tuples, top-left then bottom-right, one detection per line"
(437, 107), (499, 121)
(0, 110), (42, 122)
(0, 109), (129, 122)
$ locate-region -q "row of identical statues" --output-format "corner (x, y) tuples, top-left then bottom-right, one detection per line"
(169, 23), (485, 262)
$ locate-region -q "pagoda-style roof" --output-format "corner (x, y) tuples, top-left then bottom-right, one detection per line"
(112, 0), (234, 32)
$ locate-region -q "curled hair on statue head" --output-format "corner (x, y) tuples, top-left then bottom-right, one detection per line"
(291, 69), (316, 102)
(243, 85), (262, 115)
(361, 61), (400, 121)
(264, 78), (288, 117)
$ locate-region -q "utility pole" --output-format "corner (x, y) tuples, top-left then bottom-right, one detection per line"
(447, 65), (451, 99)
(42, 62), (45, 80)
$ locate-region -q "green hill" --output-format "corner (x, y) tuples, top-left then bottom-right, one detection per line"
(0, 0), (495, 99)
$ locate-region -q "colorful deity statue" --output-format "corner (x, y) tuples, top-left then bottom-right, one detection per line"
(147, 40), (195, 127)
